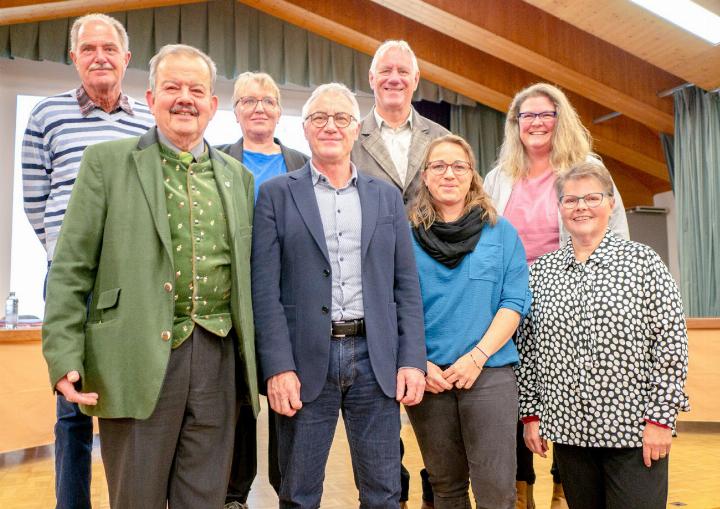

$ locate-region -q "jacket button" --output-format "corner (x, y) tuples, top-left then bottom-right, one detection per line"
(323, 269), (330, 277)
(163, 282), (173, 292)
(321, 306), (329, 314)
(161, 330), (172, 341)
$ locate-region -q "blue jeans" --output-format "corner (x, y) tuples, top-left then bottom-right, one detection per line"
(276, 336), (401, 509)
(55, 395), (93, 509)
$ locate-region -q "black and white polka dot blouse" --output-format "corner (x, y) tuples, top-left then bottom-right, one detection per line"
(516, 231), (690, 448)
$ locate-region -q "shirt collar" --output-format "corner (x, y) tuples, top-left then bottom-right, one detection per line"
(75, 86), (134, 117)
(310, 161), (358, 189)
(157, 128), (207, 160)
(562, 229), (618, 269)
(373, 107), (413, 130)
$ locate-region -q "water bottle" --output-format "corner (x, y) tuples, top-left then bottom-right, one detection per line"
(4, 292), (19, 329)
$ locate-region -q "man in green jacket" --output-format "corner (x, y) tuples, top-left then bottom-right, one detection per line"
(42, 44), (258, 509)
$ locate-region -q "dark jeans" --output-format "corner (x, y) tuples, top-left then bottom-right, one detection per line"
(554, 443), (669, 509)
(276, 336), (401, 509)
(406, 367), (518, 509)
(48, 258), (93, 509)
(54, 396), (93, 509)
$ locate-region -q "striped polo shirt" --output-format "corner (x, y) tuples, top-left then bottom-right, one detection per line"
(21, 87), (154, 260)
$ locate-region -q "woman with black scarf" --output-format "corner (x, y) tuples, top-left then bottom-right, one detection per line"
(406, 134), (530, 509)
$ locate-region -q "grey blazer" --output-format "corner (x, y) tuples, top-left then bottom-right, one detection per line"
(351, 107), (449, 206)
(217, 137), (309, 172)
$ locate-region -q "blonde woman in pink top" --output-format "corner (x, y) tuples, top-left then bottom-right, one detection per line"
(483, 83), (629, 508)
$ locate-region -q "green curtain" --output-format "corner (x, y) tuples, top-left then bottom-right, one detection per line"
(0, 0), (473, 106)
(450, 103), (506, 176)
(673, 86), (720, 317)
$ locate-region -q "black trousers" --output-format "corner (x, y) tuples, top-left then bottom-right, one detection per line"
(553, 443), (668, 509)
(226, 354), (281, 504)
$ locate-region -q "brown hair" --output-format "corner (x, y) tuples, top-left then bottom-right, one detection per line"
(409, 134), (497, 229)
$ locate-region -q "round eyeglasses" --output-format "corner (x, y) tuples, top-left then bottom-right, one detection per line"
(425, 161), (473, 176)
(304, 112), (356, 129)
(559, 192), (606, 209)
(236, 96), (278, 110)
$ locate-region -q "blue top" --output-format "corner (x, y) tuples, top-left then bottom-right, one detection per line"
(243, 150), (287, 201)
(413, 216), (531, 367)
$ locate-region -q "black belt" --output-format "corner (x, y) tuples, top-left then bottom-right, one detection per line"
(331, 318), (365, 338)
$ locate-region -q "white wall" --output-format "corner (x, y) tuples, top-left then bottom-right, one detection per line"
(0, 57), (375, 310)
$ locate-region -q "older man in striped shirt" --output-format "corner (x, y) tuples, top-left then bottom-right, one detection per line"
(21, 13), (152, 509)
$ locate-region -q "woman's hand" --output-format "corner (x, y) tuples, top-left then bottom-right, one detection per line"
(425, 361), (453, 394)
(523, 420), (548, 457)
(443, 352), (483, 390)
(642, 422), (672, 467)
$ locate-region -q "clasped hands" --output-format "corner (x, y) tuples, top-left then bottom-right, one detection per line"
(425, 353), (484, 394)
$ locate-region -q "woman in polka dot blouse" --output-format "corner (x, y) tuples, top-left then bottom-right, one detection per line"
(516, 161), (689, 509)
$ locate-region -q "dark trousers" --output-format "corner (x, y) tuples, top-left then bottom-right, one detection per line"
(54, 396), (93, 509)
(515, 420), (536, 484)
(98, 327), (237, 509)
(554, 443), (669, 509)
(226, 402), (282, 502)
(406, 367), (518, 509)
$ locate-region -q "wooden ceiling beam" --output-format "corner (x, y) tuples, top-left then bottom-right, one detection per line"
(525, 0), (720, 90)
(369, 0), (674, 133)
(0, 0), (201, 25)
(239, 0), (668, 184)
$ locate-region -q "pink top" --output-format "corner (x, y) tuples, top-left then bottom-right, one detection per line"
(503, 169), (559, 265)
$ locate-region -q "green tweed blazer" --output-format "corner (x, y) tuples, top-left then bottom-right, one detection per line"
(42, 127), (259, 419)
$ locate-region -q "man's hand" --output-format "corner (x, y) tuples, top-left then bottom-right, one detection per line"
(396, 367), (425, 406)
(642, 422), (672, 467)
(443, 352), (483, 389)
(267, 371), (303, 417)
(523, 420), (548, 457)
(425, 361), (453, 394)
(55, 371), (98, 406)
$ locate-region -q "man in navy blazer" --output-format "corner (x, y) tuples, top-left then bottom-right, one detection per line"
(252, 82), (426, 508)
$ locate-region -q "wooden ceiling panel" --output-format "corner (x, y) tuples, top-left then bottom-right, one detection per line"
(240, 0), (669, 185)
(525, 0), (720, 90)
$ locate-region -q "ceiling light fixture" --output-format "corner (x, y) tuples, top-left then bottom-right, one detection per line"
(630, 0), (720, 44)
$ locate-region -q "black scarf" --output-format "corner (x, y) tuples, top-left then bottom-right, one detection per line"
(413, 208), (486, 268)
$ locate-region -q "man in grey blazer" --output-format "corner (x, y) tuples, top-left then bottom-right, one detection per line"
(351, 40), (449, 208)
(351, 39), (449, 507)
(252, 83), (426, 508)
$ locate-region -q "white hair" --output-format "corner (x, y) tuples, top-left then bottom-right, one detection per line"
(70, 13), (129, 54)
(301, 83), (361, 121)
(148, 44), (217, 93)
(369, 39), (419, 75)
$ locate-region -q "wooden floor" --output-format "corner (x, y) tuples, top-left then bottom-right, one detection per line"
(1, 399), (719, 509)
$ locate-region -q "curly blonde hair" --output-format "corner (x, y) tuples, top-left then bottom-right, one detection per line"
(495, 83), (595, 181)
(410, 134), (497, 229)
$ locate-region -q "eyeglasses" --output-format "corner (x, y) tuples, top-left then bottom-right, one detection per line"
(304, 112), (356, 129)
(517, 111), (557, 123)
(559, 192), (606, 209)
(236, 96), (278, 110)
(425, 160), (473, 176)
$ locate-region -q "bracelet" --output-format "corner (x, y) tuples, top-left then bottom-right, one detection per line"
(474, 345), (490, 359)
(469, 351), (482, 370)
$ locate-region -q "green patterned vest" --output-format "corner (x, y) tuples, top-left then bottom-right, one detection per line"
(160, 144), (233, 348)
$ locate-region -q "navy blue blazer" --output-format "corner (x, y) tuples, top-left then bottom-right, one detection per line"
(252, 162), (426, 403)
